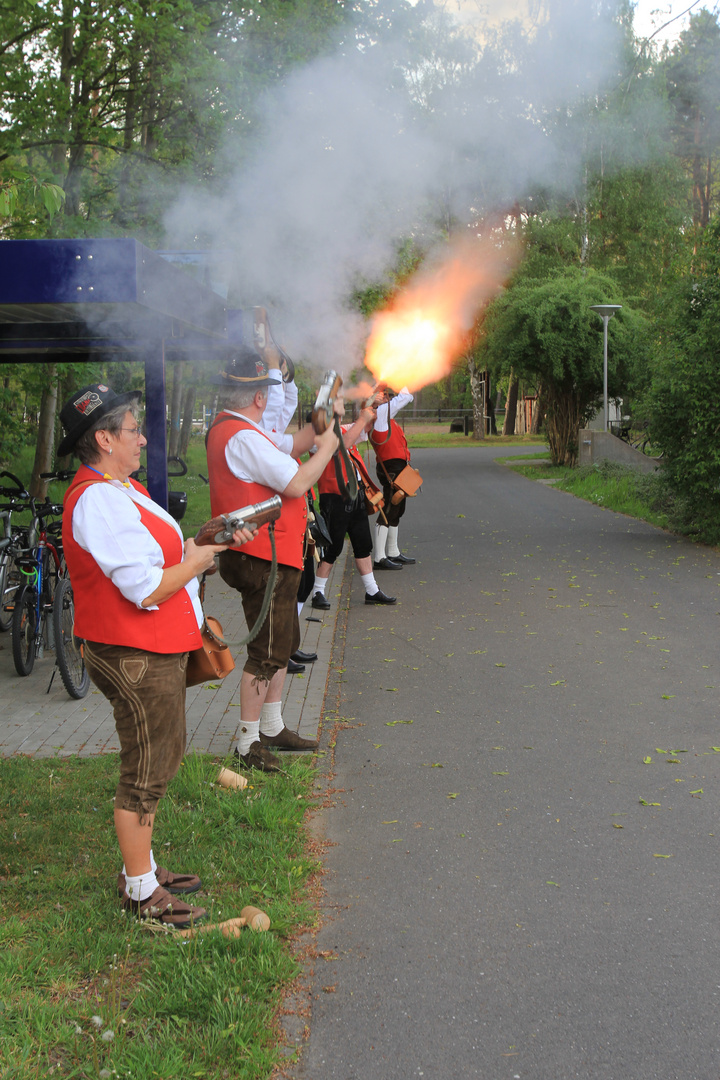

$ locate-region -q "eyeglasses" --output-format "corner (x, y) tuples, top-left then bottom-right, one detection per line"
(121, 427), (143, 439)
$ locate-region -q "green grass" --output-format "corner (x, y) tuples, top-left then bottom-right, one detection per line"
(0, 752), (319, 1079)
(557, 465), (670, 530)
(503, 458), (672, 532)
(405, 430), (547, 451)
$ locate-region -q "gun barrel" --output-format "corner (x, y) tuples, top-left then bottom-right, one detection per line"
(194, 495), (282, 546)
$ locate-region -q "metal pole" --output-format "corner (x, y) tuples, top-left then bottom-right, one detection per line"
(144, 340), (169, 509)
(602, 315), (609, 432)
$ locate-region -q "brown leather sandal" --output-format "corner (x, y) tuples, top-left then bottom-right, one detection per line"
(121, 886), (207, 929)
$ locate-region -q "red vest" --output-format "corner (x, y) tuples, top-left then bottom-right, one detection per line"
(370, 415), (410, 463)
(317, 433), (364, 496)
(206, 413), (306, 569)
(62, 467), (202, 653)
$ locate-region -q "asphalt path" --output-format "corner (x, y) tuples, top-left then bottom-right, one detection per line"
(292, 445), (720, 1080)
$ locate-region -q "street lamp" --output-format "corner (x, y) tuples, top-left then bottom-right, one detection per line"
(590, 304), (622, 432)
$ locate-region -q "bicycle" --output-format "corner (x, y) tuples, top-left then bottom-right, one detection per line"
(0, 470), (30, 633)
(131, 455), (188, 522)
(10, 480), (90, 699)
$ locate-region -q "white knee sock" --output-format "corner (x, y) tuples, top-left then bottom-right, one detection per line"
(297, 600), (304, 617)
(387, 526), (400, 558)
(259, 699), (284, 737)
(314, 575), (329, 596)
(124, 871), (159, 903)
(374, 524), (388, 563)
(361, 571), (379, 596)
(237, 719), (260, 755)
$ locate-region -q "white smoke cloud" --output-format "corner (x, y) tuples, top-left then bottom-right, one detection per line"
(163, 0), (625, 376)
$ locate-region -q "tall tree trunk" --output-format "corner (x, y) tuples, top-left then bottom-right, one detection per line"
(167, 362), (184, 457)
(530, 386), (545, 435)
(468, 359), (485, 441)
(487, 389), (497, 436)
(545, 386), (581, 467)
(502, 370), (518, 436)
(30, 365), (59, 497)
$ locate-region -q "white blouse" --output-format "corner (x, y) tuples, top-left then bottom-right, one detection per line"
(71, 479), (203, 627)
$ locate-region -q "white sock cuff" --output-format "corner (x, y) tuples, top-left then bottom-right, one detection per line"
(237, 720), (260, 756)
(260, 700), (284, 737)
(374, 525), (388, 562)
(360, 572), (378, 595)
(387, 526), (400, 557)
(314, 576), (329, 596)
(124, 871), (159, 903)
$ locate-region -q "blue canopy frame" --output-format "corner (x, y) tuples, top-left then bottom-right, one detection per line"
(0, 238), (237, 507)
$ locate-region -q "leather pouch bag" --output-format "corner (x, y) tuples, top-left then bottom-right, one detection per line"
(186, 616), (235, 687)
(390, 465), (423, 504)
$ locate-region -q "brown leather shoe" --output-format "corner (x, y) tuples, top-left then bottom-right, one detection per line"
(121, 886), (207, 929)
(259, 726), (319, 751)
(117, 866), (202, 898)
(235, 740), (282, 772)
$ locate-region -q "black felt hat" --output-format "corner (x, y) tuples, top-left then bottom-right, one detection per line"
(211, 346), (274, 389)
(58, 383), (142, 457)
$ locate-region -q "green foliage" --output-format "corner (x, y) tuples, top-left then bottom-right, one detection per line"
(646, 216), (720, 540)
(476, 265), (649, 465)
(663, 8), (720, 228)
(0, 175), (65, 220)
(0, 0), (351, 240)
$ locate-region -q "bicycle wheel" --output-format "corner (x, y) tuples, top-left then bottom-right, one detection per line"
(11, 583), (38, 676)
(53, 575), (90, 699)
(0, 553), (16, 632)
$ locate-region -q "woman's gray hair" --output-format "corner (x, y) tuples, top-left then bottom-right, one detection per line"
(222, 386), (268, 411)
(74, 401), (140, 464)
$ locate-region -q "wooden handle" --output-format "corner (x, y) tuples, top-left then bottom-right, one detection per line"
(177, 916), (247, 940)
(176, 906), (270, 939)
(240, 905), (271, 931)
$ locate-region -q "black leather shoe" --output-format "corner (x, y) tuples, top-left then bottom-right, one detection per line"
(311, 592), (331, 609)
(234, 742), (282, 772)
(373, 558), (403, 571)
(287, 658), (305, 674)
(259, 726), (319, 751)
(365, 590), (397, 605)
(291, 650), (318, 663)
(391, 552), (416, 564)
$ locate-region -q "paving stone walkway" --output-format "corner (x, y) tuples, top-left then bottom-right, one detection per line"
(0, 552), (348, 760)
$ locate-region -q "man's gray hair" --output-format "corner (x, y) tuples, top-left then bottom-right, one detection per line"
(222, 386), (268, 411)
